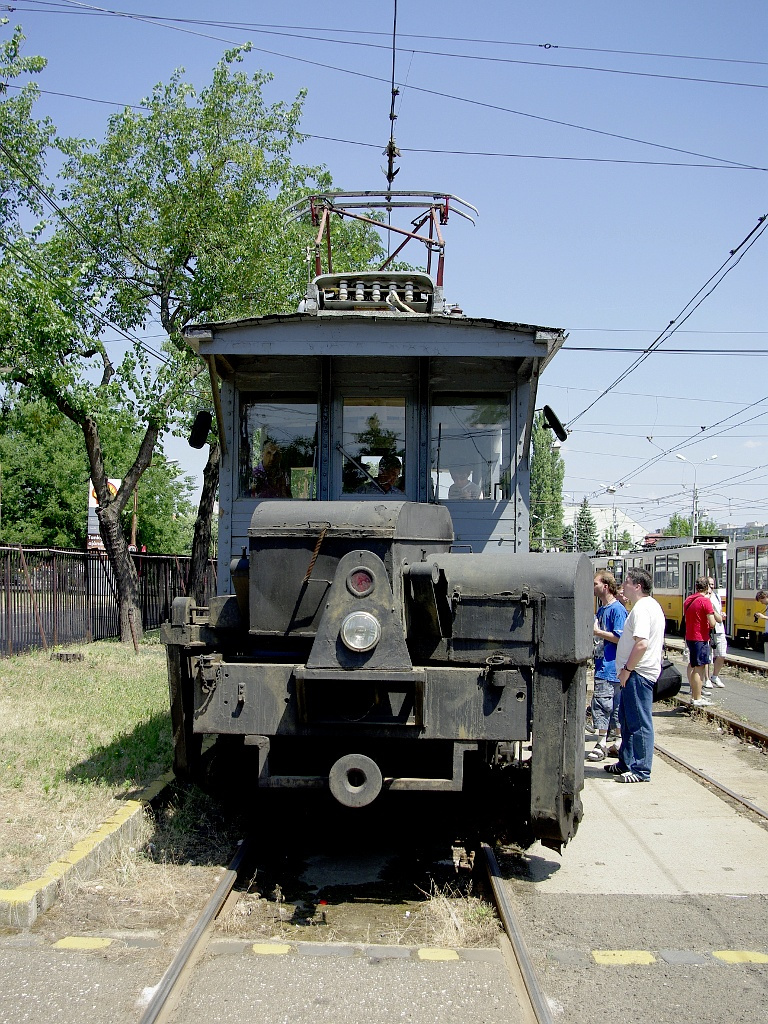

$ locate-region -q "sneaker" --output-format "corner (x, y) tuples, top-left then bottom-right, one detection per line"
(616, 771), (648, 784)
(703, 680), (713, 689)
(692, 697), (713, 707)
(711, 676), (725, 688)
(603, 762), (625, 775)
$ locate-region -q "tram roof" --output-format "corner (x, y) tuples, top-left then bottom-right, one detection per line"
(184, 311), (566, 379)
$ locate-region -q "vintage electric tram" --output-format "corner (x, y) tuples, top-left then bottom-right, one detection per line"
(162, 193), (593, 849)
(592, 535), (768, 646)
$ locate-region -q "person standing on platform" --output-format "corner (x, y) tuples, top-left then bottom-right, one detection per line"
(706, 576), (726, 688)
(684, 576), (717, 707)
(587, 572), (628, 762)
(605, 567), (665, 783)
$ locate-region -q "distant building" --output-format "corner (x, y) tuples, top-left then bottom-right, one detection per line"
(716, 522), (768, 541)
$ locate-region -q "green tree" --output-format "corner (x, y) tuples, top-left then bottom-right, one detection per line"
(663, 512), (719, 538)
(575, 498), (599, 552)
(1, 39), (384, 639)
(529, 412), (564, 551)
(0, 23), (56, 236)
(0, 397), (195, 550)
(601, 526), (634, 554)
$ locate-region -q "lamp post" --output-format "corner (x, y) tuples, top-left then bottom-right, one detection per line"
(603, 483), (630, 555)
(530, 512), (545, 552)
(675, 454), (717, 539)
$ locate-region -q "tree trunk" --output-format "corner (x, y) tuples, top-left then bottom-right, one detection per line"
(98, 499), (143, 645)
(80, 414), (157, 645)
(188, 442), (220, 604)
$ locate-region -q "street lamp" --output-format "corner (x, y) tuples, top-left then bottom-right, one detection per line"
(530, 512), (546, 552)
(675, 453), (717, 539)
(602, 483), (629, 556)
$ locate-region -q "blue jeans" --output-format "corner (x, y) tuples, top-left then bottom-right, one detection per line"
(617, 670), (655, 780)
(592, 677), (621, 733)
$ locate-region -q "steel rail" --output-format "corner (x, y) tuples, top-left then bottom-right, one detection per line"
(674, 700), (768, 748)
(481, 842), (553, 1024)
(654, 742), (768, 821)
(664, 637), (768, 677)
(138, 838), (249, 1024)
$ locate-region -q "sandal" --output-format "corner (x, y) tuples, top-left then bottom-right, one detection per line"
(607, 743), (621, 757)
(587, 746), (606, 761)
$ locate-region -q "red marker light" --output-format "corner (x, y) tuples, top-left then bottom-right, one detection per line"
(347, 567), (374, 596)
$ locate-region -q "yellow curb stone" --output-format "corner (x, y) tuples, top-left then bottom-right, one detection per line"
(417, 948), (460, 961)
(53, 936), (113, 951)
(712, 950), (768, 964)
(251, 943), (292, 955)
(592, 950), (657, 965)
(0, 889), (36, 904)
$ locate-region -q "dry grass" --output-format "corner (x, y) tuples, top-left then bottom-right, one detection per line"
(39, 787), (244, 936)
(215, 874), (501, 949)
(0, 637), (172, 889)
(416, 880), (501, 948)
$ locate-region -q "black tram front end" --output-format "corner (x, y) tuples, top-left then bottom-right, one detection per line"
(162, 195), (592, 850)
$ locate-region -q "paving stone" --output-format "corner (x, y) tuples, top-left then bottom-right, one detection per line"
(459, 947), (504, 964)
(548, 949), (590, 966)
(363, 944), (412, 959)
(297, 942), (357, 957)
(657, 949), (714, 965)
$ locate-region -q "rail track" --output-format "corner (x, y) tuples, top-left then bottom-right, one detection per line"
(133, 824), (555, 1024)
(138, 838), (250, 1024)
(134, 697), (767, 1024)
(482, 843), (555, 1024)
(655, 700), (768, 823)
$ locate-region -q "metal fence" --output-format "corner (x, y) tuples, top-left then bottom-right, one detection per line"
(0, 546), (217, 656)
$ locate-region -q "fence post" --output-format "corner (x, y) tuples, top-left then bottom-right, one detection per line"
(85, 550), (93, 642)
(18, 546), (49, 651)
(5, 550), (11, 656)
(53, 552), (59, 647)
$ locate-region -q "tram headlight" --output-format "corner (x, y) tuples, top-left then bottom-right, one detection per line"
(340, 611), (381, 653)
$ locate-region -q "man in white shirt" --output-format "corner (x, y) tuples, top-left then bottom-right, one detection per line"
(706, 576), (726, 688)
(605, 567), (666, 783)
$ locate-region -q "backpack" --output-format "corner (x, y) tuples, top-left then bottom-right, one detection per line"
(653, 658), (682, 703)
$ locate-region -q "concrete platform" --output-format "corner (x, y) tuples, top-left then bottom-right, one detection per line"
(517, 714), (768, 895)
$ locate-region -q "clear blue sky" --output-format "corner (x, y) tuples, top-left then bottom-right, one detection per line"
(7, 1), (767, 531)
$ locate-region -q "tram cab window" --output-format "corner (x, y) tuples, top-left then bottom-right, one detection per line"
(431, 395), (511, 501)
(735, 546), (755, 591)
(340, 397), (407, 497)
(654, 553), (679, 590)
(710, 548), (727, 590)
(757, 545), (768, 590)
(238, 396), (318, 499)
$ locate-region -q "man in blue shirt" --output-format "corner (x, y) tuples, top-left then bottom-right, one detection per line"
(588, 571), (628, 761)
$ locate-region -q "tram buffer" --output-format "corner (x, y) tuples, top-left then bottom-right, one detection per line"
(162, 193), (592, 850)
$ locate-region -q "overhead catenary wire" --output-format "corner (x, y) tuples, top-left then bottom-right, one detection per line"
(5, 85), (763, 171)
(14, 4), (768, 71)
(566, 213), (768, 430)
(10, 2), (762, 171)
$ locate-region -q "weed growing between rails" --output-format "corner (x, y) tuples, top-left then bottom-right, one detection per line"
(216, 872), (501, 949)
(417, 879), (501, 948)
